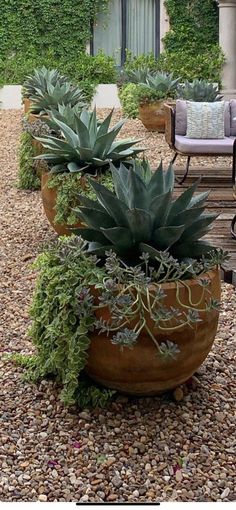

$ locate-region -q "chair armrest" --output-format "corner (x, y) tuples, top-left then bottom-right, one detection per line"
(164, 103), (175, 149)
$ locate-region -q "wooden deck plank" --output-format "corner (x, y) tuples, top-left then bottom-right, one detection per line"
(172, 168), (236, 286)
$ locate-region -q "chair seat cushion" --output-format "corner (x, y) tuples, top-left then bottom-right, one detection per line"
(175, 135), (235, 154)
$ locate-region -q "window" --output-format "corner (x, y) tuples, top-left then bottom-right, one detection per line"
(91, 0), (160, 65)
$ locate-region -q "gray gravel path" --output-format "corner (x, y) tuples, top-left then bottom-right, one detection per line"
(0, 110), (235, 502)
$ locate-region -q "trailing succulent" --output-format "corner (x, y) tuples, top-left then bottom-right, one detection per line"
(46, 172), (113, 226)
(176, 79), (223, 102)
(18, 131), (41, 190)
(73, 159), (219, 261)
(34, 109), (143, 173)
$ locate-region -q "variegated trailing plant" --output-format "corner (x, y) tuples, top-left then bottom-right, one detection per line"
(26, 160), (228, 406)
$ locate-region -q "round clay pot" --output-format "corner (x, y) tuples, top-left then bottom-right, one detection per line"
(41, 171), (83, 236)
(139, 100), (166, 132)
(86, 268), (221, 395)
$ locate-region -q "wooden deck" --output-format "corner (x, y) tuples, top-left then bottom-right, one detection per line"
(174, 166), (236, 287)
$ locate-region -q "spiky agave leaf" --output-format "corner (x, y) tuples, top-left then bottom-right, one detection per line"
(176, 79), (223, 102)
(34, 109), (144, 173)
(73, 159), (217, 262)
(28, 81), (86, 115)
(22, 66), (68, 99)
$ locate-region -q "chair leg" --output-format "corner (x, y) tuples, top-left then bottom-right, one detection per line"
(176, 156), (191, 185)
(171, 152), (178, 165)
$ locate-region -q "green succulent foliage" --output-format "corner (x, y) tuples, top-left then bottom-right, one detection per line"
(35, 109), (143, 173)
(7, 353), (115, 409)
(18, 131), (40, 190)
(137, 72), (180, 103)
(145, 72), (180, 94)
(22, 66), (68, 99)
(44, 104), (90, 135)
(176, 79), (223, 102)
(73, 159), (217, 261)
(28, 236), (107, 405)
(136, 85), (168, 104)
(28, 81), (86, 115)
(119, 67), (155, 85)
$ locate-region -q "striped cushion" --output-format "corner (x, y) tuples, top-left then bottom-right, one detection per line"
(186, 101), (225, 139)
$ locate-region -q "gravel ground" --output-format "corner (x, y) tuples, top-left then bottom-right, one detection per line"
(0, 109), (235, 503)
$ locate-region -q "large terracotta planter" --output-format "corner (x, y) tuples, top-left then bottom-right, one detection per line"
(139, 100), (166, 132)
(41, 172), (83, 236)
(86, 268), (221, 395)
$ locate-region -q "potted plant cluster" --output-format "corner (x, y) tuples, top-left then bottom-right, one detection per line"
(28, 158), (226, 406)
(118, 65), (223, 130)
(19, 67), (87, 190)
(136, 72), (180, 132)
(34, 108), (143, 235)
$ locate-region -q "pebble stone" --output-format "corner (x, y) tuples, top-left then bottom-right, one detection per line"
(0, 110), (235, 503)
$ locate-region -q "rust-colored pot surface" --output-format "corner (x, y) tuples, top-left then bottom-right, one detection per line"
(139, 101), (166, 132)
(32, 139), (44, 157)
(86, 268), (221, 395)
(41, 172), (83, 236)
(23, 98), (31, 114)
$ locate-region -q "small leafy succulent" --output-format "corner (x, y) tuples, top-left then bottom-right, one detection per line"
(73, 159), (217, 261)
(176, 79), (223, 102)
(34, 109), (143, 174)
(22, 66), (68, 99)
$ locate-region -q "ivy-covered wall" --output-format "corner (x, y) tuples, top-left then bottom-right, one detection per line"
(160, 0), (224, 82)
(0, 0), (108, 86)
(164, 0), (219, 53)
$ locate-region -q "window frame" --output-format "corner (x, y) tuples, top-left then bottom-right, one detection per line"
(90, 0), (160, 65)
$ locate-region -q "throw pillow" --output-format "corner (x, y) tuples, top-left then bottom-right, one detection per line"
(186, 101), (225, 139)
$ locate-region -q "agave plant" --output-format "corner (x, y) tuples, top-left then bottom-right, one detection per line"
(28, 81), (86, 115)
(22, 66), (68, 99)
(145, 72), (180, 97)
(176, 79), (223, 102)
(34, 109), (143, 173)
(73, 159), (217, 261)
(44, 104), (89, 134)
(120, 68), (155, 84)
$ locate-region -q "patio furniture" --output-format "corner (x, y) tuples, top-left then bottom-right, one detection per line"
(164, 99), (236, 186)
